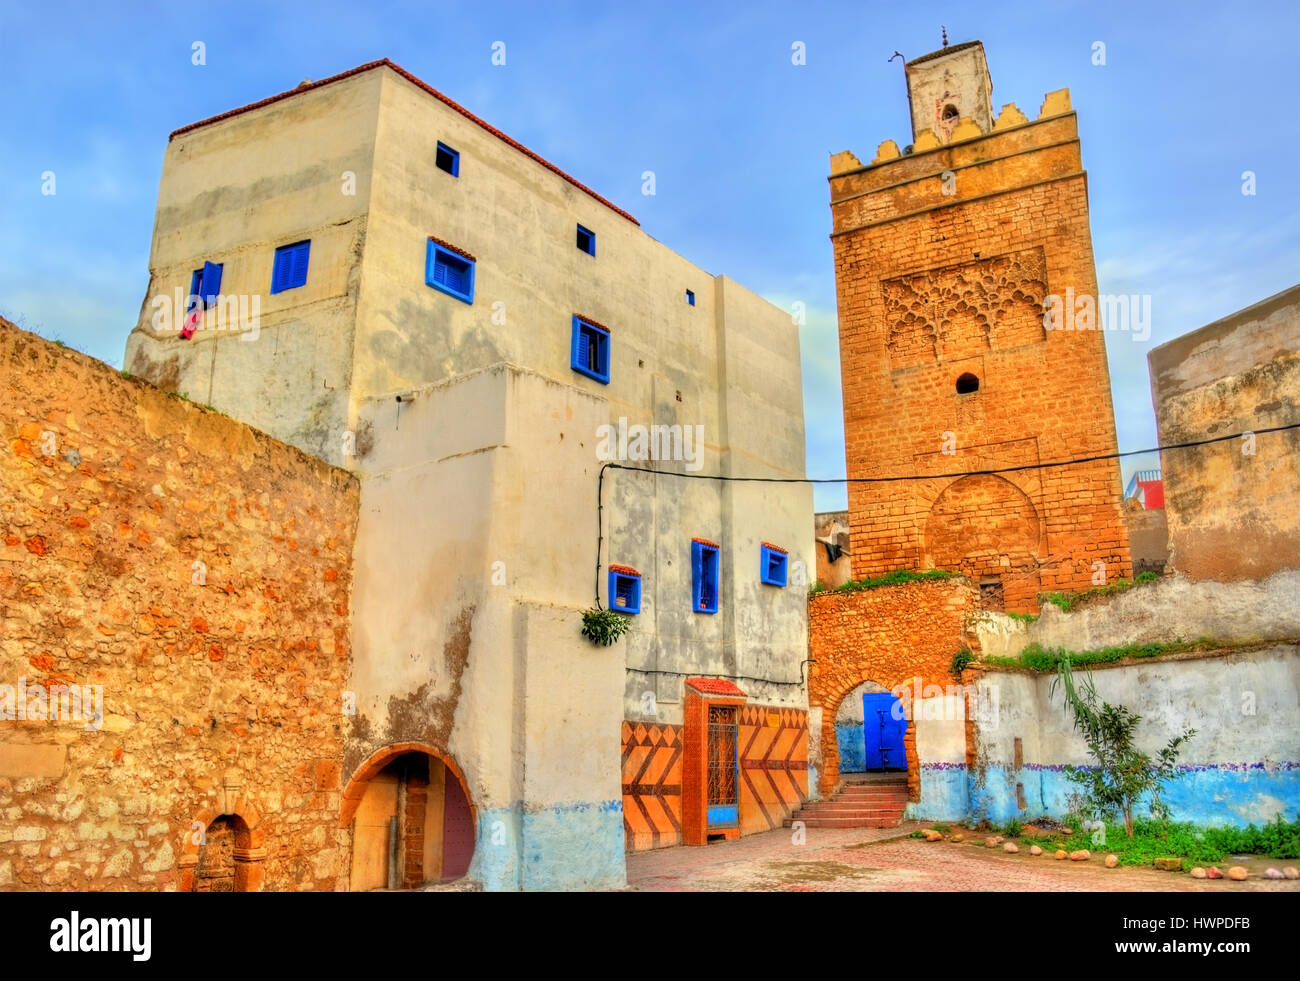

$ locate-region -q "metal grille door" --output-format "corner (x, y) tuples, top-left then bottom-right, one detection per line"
(706, 705), (739, 826)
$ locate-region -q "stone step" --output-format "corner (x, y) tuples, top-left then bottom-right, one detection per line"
(793, 809), (905, 821)
(783, 816), (902, 828)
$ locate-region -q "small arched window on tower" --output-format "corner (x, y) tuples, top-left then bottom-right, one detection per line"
(956, 372), (979, 395)
(942, 104), (959, 126)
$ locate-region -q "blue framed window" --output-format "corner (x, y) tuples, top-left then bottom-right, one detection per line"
(436, 142), (460, 177)
(686, 289), (695, 306)
(426, 238), (475, 304)
(271, 240), (310, 294)
(691, 539), (719, 614)
(760, 543), (788, 587)
(571, 315), (610, 384)
(609, 567), (642, 614)
(189, 261), (223, 309)
(576, 224), (595, 256)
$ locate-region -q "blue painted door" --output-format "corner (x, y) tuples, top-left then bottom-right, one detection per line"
(863, 693), (906, 771)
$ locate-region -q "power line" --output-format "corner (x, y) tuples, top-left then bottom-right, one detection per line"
(593, 420), (1298, 608)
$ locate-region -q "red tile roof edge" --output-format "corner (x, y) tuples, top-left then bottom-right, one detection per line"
(686, 677), (747, 698)
(691, 537), (719, 548)
(427, 235), (476, 262)
(760, 541), (788, 554)
(575, 314), (611, 334)
(168, 58), (639, 227)
(609, 564), (641, 577)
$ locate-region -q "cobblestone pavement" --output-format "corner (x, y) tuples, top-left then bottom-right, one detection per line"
(626, 822), (1300, 892)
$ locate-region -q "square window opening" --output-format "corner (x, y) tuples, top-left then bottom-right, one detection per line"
(436, 142), (460, 177)
(426, 240), (475, 304)
(576, 224), (595, 256)
(760, 545), (788, 587)
(692, 540), (719, 614)
(609, 570), (641, 614)
(571, 316), (610, 384)
(271, 240), (311, 294)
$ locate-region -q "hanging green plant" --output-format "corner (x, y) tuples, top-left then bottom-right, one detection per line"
(581, 607), (632, 646)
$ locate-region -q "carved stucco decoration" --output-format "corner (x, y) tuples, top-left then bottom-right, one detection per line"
(882, 247), (1048, 370)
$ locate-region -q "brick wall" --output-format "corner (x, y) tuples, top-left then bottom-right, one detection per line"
(830, 111), (1131, 612)
(809, 578), (977, 798)
(0, 319), (359, 890)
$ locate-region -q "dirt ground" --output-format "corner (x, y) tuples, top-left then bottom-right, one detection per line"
(626, 822), (1300, 892)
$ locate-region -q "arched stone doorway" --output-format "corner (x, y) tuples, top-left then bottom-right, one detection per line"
(341, 743), (476, 890)
(178, 795), (266, 892)
(835, 680), (896, 774)
(821, 678), (921, 802)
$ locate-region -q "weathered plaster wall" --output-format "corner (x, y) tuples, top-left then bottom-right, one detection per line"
(1122, 498), (1168, 573)
(1148, 284), (1300, 582)
(123, 70), (382, 466)
(969, 569), (1300, 828)
(974, 571), (1300, 658)
(122, 61), (810, 889)
(972, 645), (1300, 827)
(0, 320), (359, 890)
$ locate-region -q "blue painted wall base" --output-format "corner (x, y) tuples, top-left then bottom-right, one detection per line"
(468, 800), (627, 891)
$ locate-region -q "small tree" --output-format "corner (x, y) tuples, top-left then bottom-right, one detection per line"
(1051, 658), (1196, 837)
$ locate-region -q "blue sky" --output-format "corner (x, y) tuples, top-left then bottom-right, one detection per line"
(1, 0), (1296, 509)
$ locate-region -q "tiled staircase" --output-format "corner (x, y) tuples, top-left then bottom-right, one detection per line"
(783, 774), (908, 829)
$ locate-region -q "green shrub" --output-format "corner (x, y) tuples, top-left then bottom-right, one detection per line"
(950, 647), (974, 674)
(1053, 659), (1195, 837)
(580, 607), (632, 646)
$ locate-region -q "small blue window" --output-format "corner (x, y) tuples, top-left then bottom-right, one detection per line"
(271, 240), (310, 294)
(686, 289), (695, 306)
(576, 224), (595, 256)
(760, 543), (788, 587)
(426, 239), (475, 304)
(571, 315), (610, 384)
(189, 261), (224, 309)
(691, 539), (719, 614)
(436, 142), (460, 177)
(609, 567), (642, 614)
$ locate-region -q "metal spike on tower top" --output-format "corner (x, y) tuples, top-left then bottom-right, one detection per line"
(941, 26), (949, 47)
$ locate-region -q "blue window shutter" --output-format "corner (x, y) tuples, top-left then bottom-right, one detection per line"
(188, 270), (203, 310)
(292, 241), (310, 287)
(202, 261), (223, 306)
(425, 240), (475, 304)
(271, 249), (289, 293)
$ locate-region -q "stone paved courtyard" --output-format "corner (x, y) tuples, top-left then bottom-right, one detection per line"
(626, 822), (1300, 892)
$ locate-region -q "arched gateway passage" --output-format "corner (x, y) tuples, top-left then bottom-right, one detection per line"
(341, 743), (476, 890)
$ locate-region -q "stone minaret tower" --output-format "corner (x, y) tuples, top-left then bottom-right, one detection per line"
(828, 39), (1131, 613)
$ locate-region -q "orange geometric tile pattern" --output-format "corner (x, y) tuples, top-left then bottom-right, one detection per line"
(738, 706), (809, 835)
(621, 721), (683, 852)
